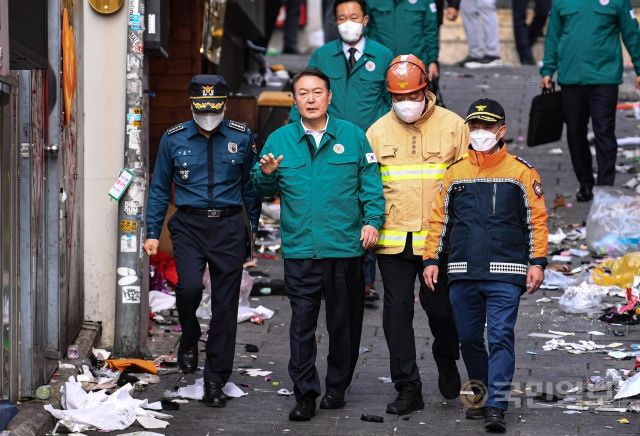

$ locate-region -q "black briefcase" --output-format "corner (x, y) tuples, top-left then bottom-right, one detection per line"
(527, 86), (563, 147)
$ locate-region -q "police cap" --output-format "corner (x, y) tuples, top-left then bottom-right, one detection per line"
(189, 74), (228, 113)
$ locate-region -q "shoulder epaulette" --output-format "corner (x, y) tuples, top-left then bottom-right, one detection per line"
(447, 153), (468, 169)
(515, 155), (534, 169)
(228, 120), (247, 132)
(167, 123), (185, 135)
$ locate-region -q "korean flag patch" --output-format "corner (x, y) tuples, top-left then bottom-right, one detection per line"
(366, 153), (378, 164)
(429, 2), (437, 13)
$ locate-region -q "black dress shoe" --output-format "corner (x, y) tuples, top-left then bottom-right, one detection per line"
(386, 382), (424, 415)
(178, 343), (198, 373)
(437, 362), (461, 400)
(484, 407), (506, 433)
(319, 393), (345, 409)
(576, 185), (594, 202)
(465, 407), (485, 420)
(289, 396), (316, 421)
(202, 381), (227, 408)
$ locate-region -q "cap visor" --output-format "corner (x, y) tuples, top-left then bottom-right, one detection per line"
(190, 97), (226, 113)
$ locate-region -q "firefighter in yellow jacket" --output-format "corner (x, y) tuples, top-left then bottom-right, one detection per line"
(366, 54), (469, 416)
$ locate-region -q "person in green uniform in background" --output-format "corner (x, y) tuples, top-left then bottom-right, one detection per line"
(253, 68), (385, 422)
(540, 0), (640, 202)
(290, 0), (393, 300)
(365, 0), (440, 81)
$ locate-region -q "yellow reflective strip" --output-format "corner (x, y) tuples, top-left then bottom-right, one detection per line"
(412, 231), (427, 245)
(378, 230), (408, 247)
(379, 230), (407, 237)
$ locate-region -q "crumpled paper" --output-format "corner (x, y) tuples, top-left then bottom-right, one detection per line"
(44, 379), (170, 433)
(164, 378), (247, 400)
(237, 305), (275, 323)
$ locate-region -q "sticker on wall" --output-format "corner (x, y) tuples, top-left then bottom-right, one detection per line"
(120, 234), (137, 253)
(118, 274), (138, 286)
(117, 267), (137, 277)
(123, 200), (140, 216)
(129, 31), (144, 54)
(122, 286), (141, 304)
(120, 220), (138, 233)
(109, 169), (134, 201)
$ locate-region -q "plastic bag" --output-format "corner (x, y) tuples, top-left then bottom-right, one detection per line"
(558, 282), (610, 313)
(586, 187), (640, 256)
(239, 270), (254, 307)
(592, 252), (640, 288)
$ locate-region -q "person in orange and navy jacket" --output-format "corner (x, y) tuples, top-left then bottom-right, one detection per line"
(422, 98), (548, 433)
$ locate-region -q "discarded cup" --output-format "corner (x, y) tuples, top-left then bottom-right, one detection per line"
(67, 344), (80, 359)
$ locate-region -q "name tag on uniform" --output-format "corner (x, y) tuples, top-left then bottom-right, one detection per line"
(366, 153), (378, 163)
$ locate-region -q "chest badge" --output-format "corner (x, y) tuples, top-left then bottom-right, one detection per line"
(333, 143), (345, 154)
(179, 168), (190, 181)
(408, 0), (417, 4)
(599, 0), (609, 5)
(228, 142), (238, 153)
(365, 61), (376, 72)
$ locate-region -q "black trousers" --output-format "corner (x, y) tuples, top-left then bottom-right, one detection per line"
(284, 257), (365, 401)
(561, 84), (619, 187)
(512, 0), (551, 63)
(377, 235), (460, 390)
(169, 210), (245, 384)
(259, 0), (301, 50)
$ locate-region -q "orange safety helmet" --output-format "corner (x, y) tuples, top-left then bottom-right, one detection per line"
(386, 54), (428, 94)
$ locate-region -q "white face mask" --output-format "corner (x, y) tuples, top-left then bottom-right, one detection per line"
(192, 110), (224, 131)
(393, 99), (426, 124)
(470, 129), (499, 152)
(337, 20), (364, 43)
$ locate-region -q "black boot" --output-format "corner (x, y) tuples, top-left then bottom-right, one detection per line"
(576, 185), (593, 202)
(178, 342), (198, 373)
(386, 382), (424, 415)
(437, 361), (461, 400)
(484, 407), (506, 432)
(465, 407), (485, 420)
(289, 394), (316, 421)
(202, 382), (227, 407)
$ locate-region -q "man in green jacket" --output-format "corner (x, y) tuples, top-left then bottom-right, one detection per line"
(292, 0), (393, 301)
(253, 67), (385, 422)
(365, 0), (440, 80)
(292, 0), (394, 133)
(541, 0), (640, 201)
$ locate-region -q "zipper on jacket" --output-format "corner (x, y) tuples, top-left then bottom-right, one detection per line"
(492, 183), (497, 214)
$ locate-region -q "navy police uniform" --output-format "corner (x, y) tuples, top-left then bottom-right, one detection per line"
(146, 75), (261, 387)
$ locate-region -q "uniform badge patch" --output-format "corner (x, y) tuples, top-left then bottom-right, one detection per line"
(365, 152), (378, 163)
(251, 143), (258, 154)
(429, 2), (437, 13)
(179, 168), (190, 180)
(532, 180), (543, 198)
(228, 120), (247, 132)
(408, 0), (417, 4)
(599, 0), (609, 5)
(228, 142), (238, 153)
(167, 123), (185, 135)
(333, 143), (345, 154)
(515, 156), (534, 169)
(365, 61), (376, 72)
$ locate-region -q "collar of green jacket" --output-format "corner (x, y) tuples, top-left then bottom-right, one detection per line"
(330, 37), (379, 59)
(295, 114), (338, 148)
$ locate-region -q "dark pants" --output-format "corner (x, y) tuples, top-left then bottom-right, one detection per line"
(169, 210), (245, 384)
(284, 257), (365, 401)
(449, 280), (522, 410)
(512, 0), (551, 63)
(259, 0), (301, 50)
(377, 235), (460, 391)
(561, 84), (619, 187)
(363, 251), (377, 284)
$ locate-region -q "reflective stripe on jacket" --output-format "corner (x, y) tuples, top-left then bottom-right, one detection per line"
(366, 92), (469, 255)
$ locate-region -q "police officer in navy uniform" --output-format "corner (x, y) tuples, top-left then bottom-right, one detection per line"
(144, 75), (261, 408)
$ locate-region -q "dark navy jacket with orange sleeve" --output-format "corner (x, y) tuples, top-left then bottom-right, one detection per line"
(423, 142), (548, 288)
